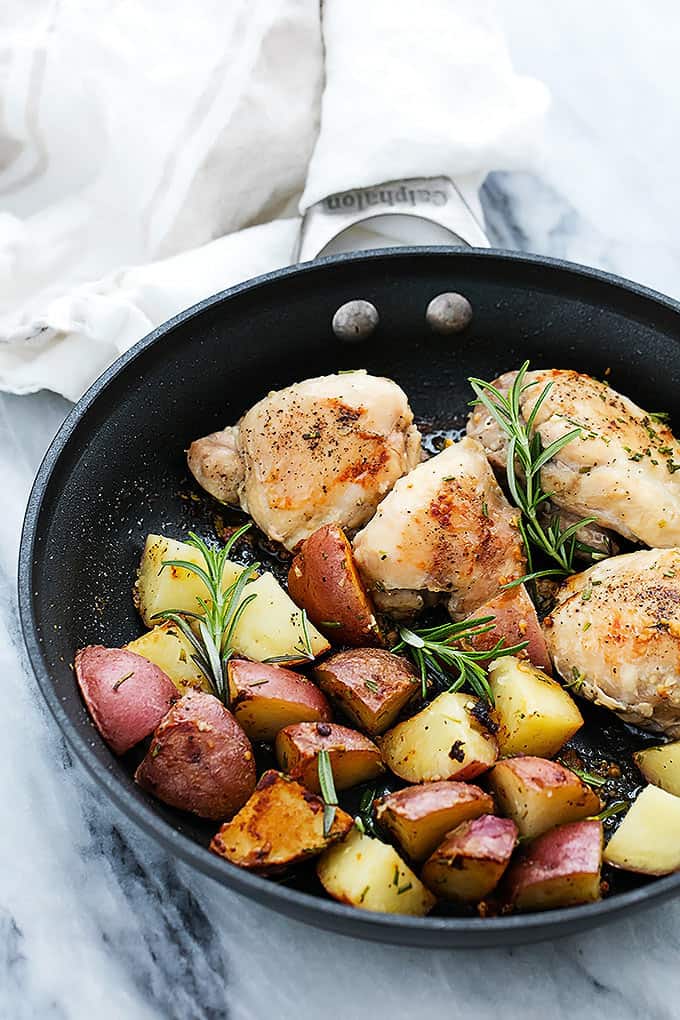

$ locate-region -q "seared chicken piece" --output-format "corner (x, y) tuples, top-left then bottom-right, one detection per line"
(187, 371), (421, 550)
(544, 548), (680, 737)
(187, 426), (244, 505)
(352, 436), (526, 619)
(467, 368), (680, 549)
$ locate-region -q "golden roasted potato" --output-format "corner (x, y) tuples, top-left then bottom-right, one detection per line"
(634, 742), (680, 797)
(135, 533), (330, 664)
(375, 781), (494, 862)
(314, 648), (417, 736)
(422, 815), (517, 902)
(604, 785), (680, 875)
(75, 645), (178, 755)
(210, 770), (353, 872)
(135, 691), (256, 819)
(126, 622), (211, 694)
(288, 524), (383, 646)
(489, 756), (601, 839)
(135, 534), (246, 626)
(317, 828), (436, 916)
(379, 691), (498, 783)
(227, 659), (331, 741)
(504, 820), (603, 911)
(487, 656), (583, 757)
(275, 721), (384, 792)
(467, 584), (552, 674)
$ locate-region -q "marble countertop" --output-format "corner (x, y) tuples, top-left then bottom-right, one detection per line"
(4, 5), (680, 1019)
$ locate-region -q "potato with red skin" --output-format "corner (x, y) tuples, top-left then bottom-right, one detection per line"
(227, 660), (331, 742)
(288, 524), (383, 646)
(314, 648), (417, 736)
(375, 781), (495, 862)
(275, 721), (385, 792)
(422, 815), (518, 902)
(211, 770), (353, 873)
(466, 584), (551, 674)
(135, 691), (256, 820)
(75, 645), (178, 755)
(489, 756), (601, 839)
(379, 691), (498, 784)
(504, 820), (603, 911)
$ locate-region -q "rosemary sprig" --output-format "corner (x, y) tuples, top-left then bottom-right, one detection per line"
(469, 361), (596, 577)
(153, 524), (259, 705)
(318, 749), (338, 836)
(590, 800), (628, 822)
(392, 616), (528, 704)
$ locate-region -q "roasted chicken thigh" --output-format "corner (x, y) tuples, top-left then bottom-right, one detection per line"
(544, 548), (680, 737)
(187, 371), (421, 550)
(467, 368), (680, 549)
(352, 436), (526, 619)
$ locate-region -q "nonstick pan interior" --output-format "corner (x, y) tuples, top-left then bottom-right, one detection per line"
(19, 248), (680, 947)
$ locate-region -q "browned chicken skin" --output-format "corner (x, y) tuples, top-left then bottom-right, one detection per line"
(352, 436), (526, 619)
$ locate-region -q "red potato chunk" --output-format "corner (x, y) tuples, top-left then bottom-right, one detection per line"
(211, 770), (353, 873)
(504, 820), (603, 911)
(135, 691), (256, 820)
(314, 648), (417, 736)
(422, 815), (518, 902)
(489, 756), (601, 839)
(466, 584), (552, 674)
(227, 660), (331, 742)
(275, 721), (385, 792)
(75, 645), (178, 755)
(288, 524), (383, 646)
(375, 781), (495, 862)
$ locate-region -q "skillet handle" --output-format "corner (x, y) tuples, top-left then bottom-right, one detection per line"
(296, 176), (490, 261)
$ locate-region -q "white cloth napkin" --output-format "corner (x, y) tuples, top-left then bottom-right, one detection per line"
(0, 0), (548, 401)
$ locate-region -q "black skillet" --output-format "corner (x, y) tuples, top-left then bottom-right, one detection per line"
(18, 247), (680, 947)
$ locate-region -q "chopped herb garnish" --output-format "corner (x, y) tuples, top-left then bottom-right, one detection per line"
(318, 749), (338, 836)
(112, 670), (134, 691)
(247, 679), (270, 688)
(392, 864), (400, 886)
(397, 882), (413, 895)
(359, 885), (370, 902)
(393, 616), (528, 703)
(648, 410), (671, 424)
(581, 589), (593, 602)
(320, 620), (342, 628)
(568, 765), (607, 787)
(583, 621), (591, 632)
(590, 800), (628, 821)
(468, 362), (596, 576)
(481, 500), (489, 517)
(364, 678), (380, 694)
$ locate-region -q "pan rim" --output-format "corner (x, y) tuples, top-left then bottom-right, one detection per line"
(18, 245), (680, 945)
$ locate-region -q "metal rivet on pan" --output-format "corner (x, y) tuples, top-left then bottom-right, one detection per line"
(426, 292), (473, 335)
(332, 300), (379, 341)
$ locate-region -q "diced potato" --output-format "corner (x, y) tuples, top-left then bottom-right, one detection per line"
(505, 820), (603, 911)
(288, 524), (383, 646)
(375, 781), (494, 862)
(422, 815), (517, 902)
(314, 648), (417, 736)
(135, 691), (256, 820)
(489, 756), (601, 839)
(275, 722), (384, 792)
(467, 584), (552, 674)
(379, 691), (498, 784)
(634, 742), (680, 797)
(229, 571), (330, 664)
(126, 622), (211, 694)
(317, 828), (436, 916)
(75, 645), (178, 755)
(604, 785), (680, 875)
(135, 534), (246, 626)
(135, 533), (330, 664)
(227, 660), (331, 741)
(210, 770), (353, 872)
(488, 655), (583, 757)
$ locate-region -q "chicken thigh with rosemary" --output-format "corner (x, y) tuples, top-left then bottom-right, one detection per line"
(544, 547), (680, 737)
(187, 371), (421, 551)
(352, 436), (526, 619)
(467, 367), (680, 549)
